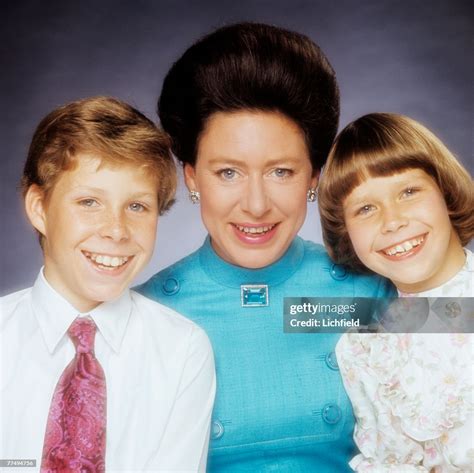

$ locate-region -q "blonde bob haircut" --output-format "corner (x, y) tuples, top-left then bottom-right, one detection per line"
(22, 96), (177, 215)
(318, 113), (474, 273)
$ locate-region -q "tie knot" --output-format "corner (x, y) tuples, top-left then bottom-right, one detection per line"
(68, 317), (97, 354)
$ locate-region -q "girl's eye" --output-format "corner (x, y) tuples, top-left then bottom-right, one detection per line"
(401, 187), (420, 198)
(272, 168), (293, 178)
(356, 204), (375, 216)
(218, 168), (238, 180)
(129, 202), (146, 212)
(79, 199), (99, 207)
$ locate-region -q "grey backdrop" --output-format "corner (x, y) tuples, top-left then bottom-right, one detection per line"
(1, 0), (472, 295)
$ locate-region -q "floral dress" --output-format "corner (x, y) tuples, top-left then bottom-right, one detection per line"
(336, 249), (473, 472)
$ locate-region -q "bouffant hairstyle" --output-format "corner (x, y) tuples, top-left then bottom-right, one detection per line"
(158, 22), (340, 171)
(319, 113), (474, 272)
(22, 96), (177, 215)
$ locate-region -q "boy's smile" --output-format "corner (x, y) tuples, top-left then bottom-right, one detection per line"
(343, 169), (465, 293)
(26, 155), (159, 311)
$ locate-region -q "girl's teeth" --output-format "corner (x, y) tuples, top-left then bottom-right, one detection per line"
(384, 236), (424, 256)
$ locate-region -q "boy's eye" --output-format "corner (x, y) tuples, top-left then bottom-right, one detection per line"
(271, 168), (293, 179)
(218, 168), (238, 180)
(79, 198), (99, 207)
(129, 202), (146, 212)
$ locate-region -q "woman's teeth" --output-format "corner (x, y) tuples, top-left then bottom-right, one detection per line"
(383, 236), (424, 256)
(235, 224), (275, 234)
(83, 251), (129, 268)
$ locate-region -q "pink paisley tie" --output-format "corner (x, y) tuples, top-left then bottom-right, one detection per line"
(41, 317), (107, 472)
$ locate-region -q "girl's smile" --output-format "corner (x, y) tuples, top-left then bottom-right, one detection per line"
(343, 168), (466, 293)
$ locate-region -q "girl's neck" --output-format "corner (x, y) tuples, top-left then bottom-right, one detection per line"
(394, 231), (466, 294)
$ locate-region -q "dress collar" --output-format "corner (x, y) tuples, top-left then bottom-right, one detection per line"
(32, 268), (132, 354)
(199, 236), (305, 288)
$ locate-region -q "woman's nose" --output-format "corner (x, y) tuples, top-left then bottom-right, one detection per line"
(240, 176), (271, 218)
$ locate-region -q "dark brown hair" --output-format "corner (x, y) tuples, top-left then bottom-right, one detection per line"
(158, 22), (339, 171)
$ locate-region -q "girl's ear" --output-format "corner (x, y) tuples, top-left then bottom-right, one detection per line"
(184, 163), (198, 192)
(24, 185), (47, 237)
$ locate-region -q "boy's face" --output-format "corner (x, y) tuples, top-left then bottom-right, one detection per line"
(343, 168), (464, 293)
(26, 155), (159, 312)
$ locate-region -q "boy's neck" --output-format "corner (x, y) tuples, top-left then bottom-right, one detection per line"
(42, 266), (102, 313)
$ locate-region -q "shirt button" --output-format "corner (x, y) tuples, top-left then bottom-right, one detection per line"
(211, 420), (224, 440)
(162, 277), (180, 295)
(330, 264), (348, 280)
(322, 403), (342, 424)
(325, 351), (339, 370)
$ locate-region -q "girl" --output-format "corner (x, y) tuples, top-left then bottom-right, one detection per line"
(319, 113), (473, 472)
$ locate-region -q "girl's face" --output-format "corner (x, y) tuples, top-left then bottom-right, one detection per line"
(343, 168), (465, 293)
(185, 110), (317, 269)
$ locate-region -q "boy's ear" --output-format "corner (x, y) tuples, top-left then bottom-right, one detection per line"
(24, 185), (47, 237)
(183, 163), (198, 192)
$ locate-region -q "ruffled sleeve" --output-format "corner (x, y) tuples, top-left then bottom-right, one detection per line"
(336, 333), (474, 472)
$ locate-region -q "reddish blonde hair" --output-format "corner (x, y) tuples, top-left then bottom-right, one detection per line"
(22, 96), (176, 214)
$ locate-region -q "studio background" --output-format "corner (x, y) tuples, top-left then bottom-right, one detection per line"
(1, 0), (472, 295)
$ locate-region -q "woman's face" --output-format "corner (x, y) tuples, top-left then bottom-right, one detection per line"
(185, 110), (317, 269)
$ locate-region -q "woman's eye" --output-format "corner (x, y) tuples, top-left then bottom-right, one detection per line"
(129, 202), (146, 212)
(218, 168), (237, 180)
(272, 168), (293, 178)
(79, 199), (99, 207)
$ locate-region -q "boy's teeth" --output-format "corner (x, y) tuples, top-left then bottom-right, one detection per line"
(384, 236), (424, 256)
(236, 224), (274, 234)
(84, 251), (129, 267)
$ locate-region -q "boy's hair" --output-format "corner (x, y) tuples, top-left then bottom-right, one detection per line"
(158, 22), (339, 172)
(22, 96), (177, 214)
(318, 113), (474, 272)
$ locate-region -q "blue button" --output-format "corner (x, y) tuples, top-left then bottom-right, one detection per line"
(211, 420), (224, 440)
(322, 403), (342, 424)
(330, 264), (348, 281)
(162, 277), (180, 295)
(325, 351), (339, 370)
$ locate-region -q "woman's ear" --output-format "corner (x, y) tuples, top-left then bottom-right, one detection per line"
(184, 163), (198, 192)
(24, 185), (47, 237)
(310, 169), (320, 190)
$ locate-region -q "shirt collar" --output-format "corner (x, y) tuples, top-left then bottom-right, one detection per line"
(199, 235), (305, 288)
(32, 268), (132, 354)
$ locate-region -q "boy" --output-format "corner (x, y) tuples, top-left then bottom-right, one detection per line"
(0, 97), (215, 472)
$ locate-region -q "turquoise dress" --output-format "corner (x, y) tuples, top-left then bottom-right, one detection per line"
(138, 237), (394, 472)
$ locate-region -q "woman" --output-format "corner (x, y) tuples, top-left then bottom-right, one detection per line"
(139, 23), (394, 472)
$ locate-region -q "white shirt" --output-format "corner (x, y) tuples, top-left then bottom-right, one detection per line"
(0, 270), (216, 472)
